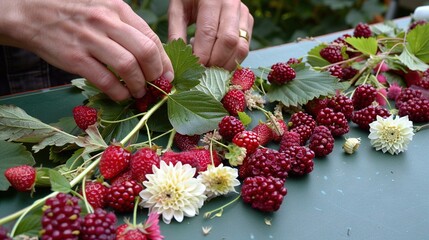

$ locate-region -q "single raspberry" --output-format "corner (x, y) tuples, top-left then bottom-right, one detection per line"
(231, 67), (256, 91)
(72, 105), (98, 130)
(105, 180), (143, 213)
(414, 69), (429, 90)
(282, 146), (315, 177)
(110, 170), (133, 186)
(80, 208), (117, 240)
(404, 70), (422, 87)
(4, 165), (36, 192)
(351, 105), (390, 130)
(0, 226), (11, 240)
(327, 64), (343, 79)
(221, 89), (246, 116)
(320, 45), (344, 63)
(333, 34), (352, 46)
(130, 147), (160, 183)
(162, 149), (221, 173)
(240, 148), (291, 181)
(290, 124), (314, 145)
(409, 20), (428, 31)
(279, 131), (301, 151)
(267, 62), (296, 85)
(395, 87), (423, 108)
(232, 130), (260, 154)
(341, 66), (358, 80)
(398, 98), (429, 122)
(241, 176), (287, 212)
(304, 97), (329, 118)
(308, 126), (335, 157)
(353, 22), (372, 38)
(147, 75), (173, 100)
(218, 116), (245, 142)
(99, 145), (131, 180)
(316, 108), (349, 137)
(288, 111), (316, 130)
(40, 193), (82, 240)
(251, 122), (274, 146)
(286, 57), (302, 65)
(352, 84), (377, 110)
(327, 94), (354, 120)
(135, 92), (156, 113)
(173, 132), (200, 151)
(83, 181), (108, 209)
(267, 119), (288, 142)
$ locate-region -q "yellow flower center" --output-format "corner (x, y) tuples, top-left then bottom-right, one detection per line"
(380, 125), (400, 143)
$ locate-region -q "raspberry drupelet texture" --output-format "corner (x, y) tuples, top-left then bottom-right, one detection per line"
(83, 181), (108, 210)
(327, 94), (354, 120)
(327, 64), (343, 79)
(279, 131), (301, 152)
(173, 132), (200, 151)
(251, 122), (274, 146)
(105, 180), (143, 213)
(130, 147), (160, 183)
(218, 116), (245, 142)
(232, 130), (260, 155)
(304, 97), (329, 118)
(72, 105), (98, 130)
(352, 84), (377, 110)
(320, 45), (344, 63)
(80, 208), (117, 240)
(267, 62), (296, 85)
(281, 146), (315, 177)
(231, 67), (256, 91)
(288, 111), (316, 131)
(290, 125), (314, 145)
(221, 89), (246, 116)
(241, 176), (287, 212)
(316, 108), (349, 137)
(309, 125), (335, 157)
(398, 98), (429, 123)
(147, 75), (173, 100)
(395, 88), (423, 108)
(353, 23), (372, 38)
(351, 105), (390, 130)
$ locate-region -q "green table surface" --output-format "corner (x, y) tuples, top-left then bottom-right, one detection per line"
(1, 17), (429, 240)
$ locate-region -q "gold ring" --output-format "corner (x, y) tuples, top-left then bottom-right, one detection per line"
(239, 29), (249, 42)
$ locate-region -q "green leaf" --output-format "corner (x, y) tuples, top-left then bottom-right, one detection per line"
(167, 91), (228, 135)
(164, 39), (205, 91)
(397, 47), (429, 71)
(237, 112), (252, 126)
(406, 23), (429, 63)
(345, 37), (378, 56)
(371, 23), (397, 37)
(266, 66), (343, 107)
(193, 67), (230, 101)
(13, 209), (43, 236)
(146, 102), (172, 132)
(306, 43), (330, 67)
(49, 169), (71, 193)
(65, 148), (85, 170)
(0, 141), (35, 191)
(71, 78), (102, 99)
(0, 105), (79, 152)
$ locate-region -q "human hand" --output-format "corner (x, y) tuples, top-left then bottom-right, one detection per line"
(0, 0), (173, 102)
(168, 0), (254, 71)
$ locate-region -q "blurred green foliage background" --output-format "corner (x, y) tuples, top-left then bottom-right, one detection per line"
(125, 0), (417, 50)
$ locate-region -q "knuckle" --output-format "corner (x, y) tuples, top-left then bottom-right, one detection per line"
(199, 25), (218, 40)
(218, 32), (239, 49)
(115, 53), (137, 75)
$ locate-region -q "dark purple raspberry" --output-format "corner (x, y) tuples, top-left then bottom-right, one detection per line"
(304, 97), (329, 118)
(218, 116), (245, 142)
(241, 176), (287, 212)
(409, 20), (428, 31)
(290, 124), (314, 145)
(0, 226), (11, 240)
(105, 180), (143, 213)
(398, 98), (429, 123)
(288, 111), (316, 130)
(320, 45), (344, 63)
(341, 66), (359, 80)
(286, 57), (302, 65)
(414, 69), (429, 90)
(173, 132), (200, 151)
(316, 108), (349, 137)
(352, 84), (377, 110)
(267, 62), (296, 85)
(41, 193), (82, 240)
(333, 34), (352, 46)
(83, 181), (108, 210)
(282, 146), (315, 177)
(309, 126), (335, 157)
(395, 88), (423, 108)
(279, 131), (301, 152)
(327, 94), (354, 120)
(268, 119), (288, 142)
(240, 148), (291, 181)
(80, 208), (117, 240)
(353, 23), (372, 38)
(351, 105), (390, 130)
(327, 65), (343, 79)
(147, 75), (173, 100)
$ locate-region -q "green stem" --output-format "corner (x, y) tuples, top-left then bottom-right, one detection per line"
(100, 112), (146, 124)
(164, 129), (176, 151)
(204, 194), (241, 219)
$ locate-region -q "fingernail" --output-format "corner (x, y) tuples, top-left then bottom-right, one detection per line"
(162, 71), (174, 82)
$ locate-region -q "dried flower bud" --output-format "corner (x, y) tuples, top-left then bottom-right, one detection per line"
(343, 137), (361, 154)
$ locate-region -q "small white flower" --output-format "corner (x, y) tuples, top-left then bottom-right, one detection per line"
(244, 90), (265, 110)
(343, 137), (361, 154)
(197, 164), (240, 199)
(368, 115), (414, 155)
(139, 161), (207, 224)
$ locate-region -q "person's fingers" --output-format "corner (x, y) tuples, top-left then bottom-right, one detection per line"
(192, 1), (222, 66)
(168, 0), (188, 42)
(206, 0), (241, 69)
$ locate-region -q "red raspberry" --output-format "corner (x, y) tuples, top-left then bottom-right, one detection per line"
(415, 69), (429, 89)
(231, 67), (256, 91)
(106, 180), (143, 213)
(147, 75), (173, 100)
(333, 33), (352, 46)
(162, 149), (221, 173)
(110, 170), (133, 186)
(221, 89), (246, 116)
(83, 181), (108, 209)
(304, 97), (329, 118)
(135, 92), (156, 113)
(351, 105), (390, 130)
(288, 111), (316, 130)
(41, 193), (82, 240)
(353, 23), (372, 38)
(130, 147), (160, 183)
(232, 130), (260, 154)
(395, 88), (423, 108)
(286, 57), (302, 65)
(281, 146), (315, 177)
(279, 131), (301, 151)
(409, 20), (427, 31)
(309, 126), (334, 157)
(352, 84), (377, 110)
(316, 108), (349, 137)
(290, 124), (314, 145)
(251, 122), (274, 146)
(267, 62), (296, 85)
(398, 98), (429, 122)
(99, 145), (131, 180)
(241, 176), (287, 212)
(268, 119), (288, 142)
(327, 94), (354, 120)
(218, 116), (245, 142)
(72, 105), (97, 130)
(80, 208), (117, 240)
(327, 64), (343, 79)
(173, 132), (200, 151)
(342, 66), (358, 80)
(116, 225), (147, 240)
(240, 148), (291, 181)
(4, 165), (36, 192)
(320, 45), (344, 63)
